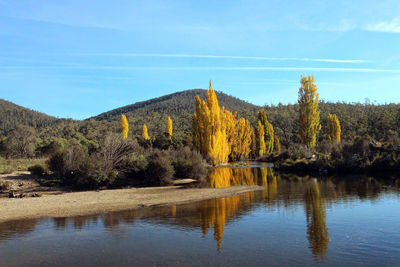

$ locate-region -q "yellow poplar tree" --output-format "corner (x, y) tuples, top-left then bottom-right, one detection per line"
(120, 114), (129, 139)
(167, 116), (173, 140)
(298, 75), (321, 148)
(327, 113), (341, 143)
(232, 118), (253, 160)
(193, 80), (230, 165)
(222, 107), (237, 154)
(258, 109), (274, 153)
(256, 120), (266, 157)
(274, 136), (281, 153)
(142, 124), (150, 141)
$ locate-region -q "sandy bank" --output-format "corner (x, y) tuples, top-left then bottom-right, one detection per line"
(0, 185), (263, 222)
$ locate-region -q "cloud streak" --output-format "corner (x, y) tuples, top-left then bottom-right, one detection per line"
(2, 65), (400, 73)
(72, 53), (367, 64)
(364, 18), (400, 33)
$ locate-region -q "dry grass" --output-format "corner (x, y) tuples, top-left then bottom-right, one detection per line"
(0, 158), (47, 174)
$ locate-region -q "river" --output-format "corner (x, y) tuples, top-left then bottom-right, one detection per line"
(0, 165), (399, 266)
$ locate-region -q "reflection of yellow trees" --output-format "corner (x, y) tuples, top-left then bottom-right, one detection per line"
(199, 192), (254, 251)
(258, 168), (278, 202)
(209, 167), (257, 188)
(171, 205), (176, 217)
(304, 179), (329, 259)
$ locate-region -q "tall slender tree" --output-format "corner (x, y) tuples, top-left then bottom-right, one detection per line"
(142, 124), (150, 141)
(120, 114), (129, 139)
(193, 80), (230, 165)
(274, 136), (281, 153)
(232, 118), (253, 160)
(258, 109), (274, 153)
(298, 75), (321, 148)
(256, 120), (266, 157)
(167, 116), (173, 141)
(327, 114), (341, 143)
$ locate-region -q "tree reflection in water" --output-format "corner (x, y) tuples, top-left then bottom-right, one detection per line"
(304, 179), (329, 259)
(1, 168), (397, 259)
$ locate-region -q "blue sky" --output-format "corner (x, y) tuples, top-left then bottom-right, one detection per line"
(1, 0), (400, 119)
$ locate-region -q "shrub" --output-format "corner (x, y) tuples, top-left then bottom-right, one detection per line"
(171, 147), (208, 181)
(287, 143), (314, 160)
(28, 164), (47, 176)
(144, 150), (174, 186)
(116, 154), (148, 185)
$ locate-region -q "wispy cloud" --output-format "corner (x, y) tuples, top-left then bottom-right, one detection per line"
(1, 65), (399, 73)
(72, 53), (367, 64)
(11, 16), (123, 31)
(364, 18), (400, 33)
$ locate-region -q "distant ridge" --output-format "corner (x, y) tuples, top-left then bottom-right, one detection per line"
(0, 99), (61, 135)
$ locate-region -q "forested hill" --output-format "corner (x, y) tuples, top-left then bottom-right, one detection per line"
(89, 89), (259, 140)
(2, 91), (400, 157)
(0, 99), (62, 135)
(91, 89), (258, 121)
(265, 101), (400, 146)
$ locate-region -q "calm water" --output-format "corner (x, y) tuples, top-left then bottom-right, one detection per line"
(0, 166), (400, 266)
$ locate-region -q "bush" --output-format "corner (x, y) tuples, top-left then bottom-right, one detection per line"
(287, 143), (314, 160)
(28, 164), (47, 176)
(144, 150), (174, 186)
(171, 147), (208, 181)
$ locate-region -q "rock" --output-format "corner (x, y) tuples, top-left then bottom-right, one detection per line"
(18, 193), (26, 198)
(31, 193), (41, 197)
(8, 191), (15, 198)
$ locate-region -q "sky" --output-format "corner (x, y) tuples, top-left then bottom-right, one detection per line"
(1, 0), (400, 119)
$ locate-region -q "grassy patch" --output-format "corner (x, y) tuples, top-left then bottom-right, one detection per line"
(0, 158), (48, 174)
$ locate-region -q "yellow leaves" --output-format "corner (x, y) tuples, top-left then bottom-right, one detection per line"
(298, 75), (321, 148)
(274, 136), (281, 153)
(258, 109), (274, 154)
(193, 80), (252, 165)
(327, 113), (341, 143)
(120, 114), (129, 139)
(232, 118), (253, 160)
(142, 124), (150, 141)
(167, 116), (173, 140)
(256, 120), (266, 156)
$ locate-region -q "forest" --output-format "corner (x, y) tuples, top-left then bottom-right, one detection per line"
(1, 76), (400, 189)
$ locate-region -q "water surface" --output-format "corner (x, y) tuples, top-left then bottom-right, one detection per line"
(0, 167), (399, 266)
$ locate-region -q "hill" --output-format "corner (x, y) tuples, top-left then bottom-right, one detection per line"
(90, 89), (259, 140)
(0, 99), (62, 136)
(1, 90), (400, 158)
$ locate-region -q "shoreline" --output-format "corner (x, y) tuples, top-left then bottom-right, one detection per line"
(0, 185), (263, 223)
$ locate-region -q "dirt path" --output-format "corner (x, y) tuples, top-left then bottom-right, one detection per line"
(0, 184), (263, 222)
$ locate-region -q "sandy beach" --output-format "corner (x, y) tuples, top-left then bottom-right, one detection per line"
(0, 184), (263, 222)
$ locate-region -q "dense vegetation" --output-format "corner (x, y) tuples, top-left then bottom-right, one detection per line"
(2, 78), (400, 186)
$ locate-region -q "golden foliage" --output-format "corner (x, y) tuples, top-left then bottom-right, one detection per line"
(256, 120), (266, 157)
(120, 114), (129, 139)
(258, 109), (274, 153)
(193, 80), (254, 164)
(304, 179), (329, 258)
(142, 124), (150, 140)
(167, 116), (173, 140)
(192, 81), (230, 165)
(298, 75), (321, 148)
(274, 136), (281, 153)
(327, 113), (341, 143)
(232, 118), (253, 160)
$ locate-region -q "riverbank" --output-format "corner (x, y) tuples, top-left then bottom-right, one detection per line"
(0, 184), (263, 222)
